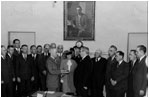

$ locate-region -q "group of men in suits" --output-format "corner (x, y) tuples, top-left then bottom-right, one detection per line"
(1, 39), (53, 97)
(1, 39), (148, 97)
(105, 45), (148, 97)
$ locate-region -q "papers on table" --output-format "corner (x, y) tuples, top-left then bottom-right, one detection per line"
(37, 93), (43, 97)
(45, 91), (55, 94)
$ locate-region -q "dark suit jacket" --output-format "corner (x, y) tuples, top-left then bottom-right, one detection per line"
(38, 53), (50, 74)
(133, 56), (148, 97)
(12, 48), (21, 76)
(28, 54), (39, 78)
(76, 55), (93, 88)
(73, 54), (82, 88)
(72, 55), (82, 65)
(6, 54), (15, 79)
(111, 61), (129, 91)
(91, 57), (107, 89)
(1, 57), (12, 83)
(105, 57), (117, 89)
(16, 54), (33, 80)
(126, 60), (138, 97)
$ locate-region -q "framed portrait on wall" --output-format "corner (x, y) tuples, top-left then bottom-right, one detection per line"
(64, 1), (95, 41)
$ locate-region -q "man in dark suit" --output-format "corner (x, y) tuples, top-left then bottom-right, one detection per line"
(6, 45), (16, 96)
(73, 46), (82, 90)
(36, 45), (42, 55)
(110, 51), (129, 97)
(12, 39), (21, 96)
(133, 45), (148, 97)
(28, 45), (40, 92)
(126, 50), (138, 97)
(16, 44), (34, 96)
(105, 45), (117, 96)
(91, 49), (107, 97)
(38, 44), (51, 91)
(1, 45), (14, 97)
(13, 39), (21, 56)
(75, 46), (92, 97)
(13, 39), (21, 66)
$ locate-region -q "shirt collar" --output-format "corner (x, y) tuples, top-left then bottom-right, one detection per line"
(57, 53), (62, 57)
(8, 53), (11, 58)
(22, 53), (27, 57)
(133, 59), (137, 66)
(32, 54), (36, 57)
(119, 60), (123, 65)
(44, 52), (48, 56)
(140, 55), (146, 62)
(96, 57), (101, 61)
(82, 55), (87, 60)
(1, 55), (5, 59)
(16, 48), (20, 50)
(111, 55), (115, 61)
(98, 57), (101, 61)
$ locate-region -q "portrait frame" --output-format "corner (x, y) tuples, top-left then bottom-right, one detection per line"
(64, 1), (95, 41)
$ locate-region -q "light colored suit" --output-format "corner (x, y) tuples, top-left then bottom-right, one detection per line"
(46, 57), (61, 91)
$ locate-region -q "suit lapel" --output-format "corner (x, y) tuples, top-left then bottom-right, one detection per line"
(21, 54), (27, 61)
(139, 56), (146, 64)
(49, 57), (57, 64)
(112, 58), (116, 64)
(131, 60), (138, 72)
(117, 61), (124, 68)
(136, 56), (146, 69)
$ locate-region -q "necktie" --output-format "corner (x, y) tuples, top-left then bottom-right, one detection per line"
(96, 58), (98, 62)
(117, 63), (119, 68)
(24, 55), (27, 60)
(33, 55), (36, 60)
(55, 58), (57, 63)
(109, 57), (112, 64)
(45, 54), (48, 60)
(17, 48), (20, 53)
(11, 55), (13, 60)
(129, 61), (133, 72)
(132, 61), (134, 66)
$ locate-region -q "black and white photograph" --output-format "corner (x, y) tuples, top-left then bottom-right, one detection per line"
(1, 1), (148, 97)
